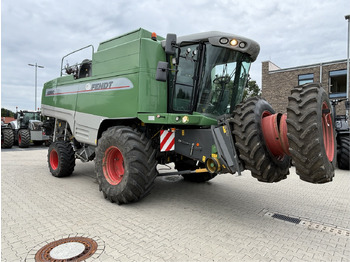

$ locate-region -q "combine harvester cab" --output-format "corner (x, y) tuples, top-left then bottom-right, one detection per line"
(41, 28), (336, 204)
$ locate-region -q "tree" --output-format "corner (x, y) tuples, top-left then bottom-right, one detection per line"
(1, 108), (15, 117)
(243, 79), (261, 101)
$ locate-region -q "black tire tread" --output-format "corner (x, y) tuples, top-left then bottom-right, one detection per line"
(18, 129), (31, 148)
(232, 97), (289, 182)
(338, 136), (350, 170)
(95, 126), (157, 205)
(286, 83), (335, 183)
(1, 128), (14, 148)
(48, 141), (75, 177)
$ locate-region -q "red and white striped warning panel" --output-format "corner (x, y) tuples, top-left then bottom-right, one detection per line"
(160, 130), (175, 152)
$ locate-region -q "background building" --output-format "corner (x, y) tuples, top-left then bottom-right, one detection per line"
(262, 59), (348, 115)
(1, 117), (15, 124)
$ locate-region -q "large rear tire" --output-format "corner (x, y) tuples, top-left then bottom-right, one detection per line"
(286, 83), (336, 183)
(18, 129), (31, 148)
(95, 127), (157, 204)
(232, 97), (290, 182)
(48, 141), (75, 177)
(337, 135), (349, 170)
(1, 128), (14, 149)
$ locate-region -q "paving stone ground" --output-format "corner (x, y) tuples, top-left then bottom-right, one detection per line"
(1, 146), (350, 261)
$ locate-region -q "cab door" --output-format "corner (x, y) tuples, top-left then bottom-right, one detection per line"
(168, 44), (200, 113)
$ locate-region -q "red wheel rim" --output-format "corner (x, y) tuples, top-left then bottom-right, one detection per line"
(50, 149), (59, 170)
(18, 134), (22, 144)
(102, 146), (125, 185)
(261, 111), (289, 160)
(321, 102), (335, 161)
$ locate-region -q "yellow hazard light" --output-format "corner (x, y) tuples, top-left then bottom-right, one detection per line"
(182, 116), (189, 124)
(230, 39), (238, 46)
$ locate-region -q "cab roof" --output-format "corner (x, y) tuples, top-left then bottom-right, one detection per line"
(163, 31), (260, 62)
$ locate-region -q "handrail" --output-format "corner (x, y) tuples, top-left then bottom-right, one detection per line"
(60, 45), (94, 76)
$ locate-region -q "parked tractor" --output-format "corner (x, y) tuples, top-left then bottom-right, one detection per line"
(9, 110), (50, 148)
(330, 98), (349, 170)
(41, 28), (336, 204)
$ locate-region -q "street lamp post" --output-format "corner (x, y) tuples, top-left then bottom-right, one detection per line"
(28, 63), (44, 111)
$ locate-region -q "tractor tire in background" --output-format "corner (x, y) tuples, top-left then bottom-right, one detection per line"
(337, 136), (350, 170)
(18, 129), (31, 148)
(175, 158), (217, 182)
(286, 83), (336, 183)
(1, 128), (14, 149)
(232, 97), (290, 182)
(48, 141), (76, 177)
(95, 126), (157, 205)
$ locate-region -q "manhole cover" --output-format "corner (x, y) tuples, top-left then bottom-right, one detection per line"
(50, 242), (86, 260)
(26, 235), (104, 262)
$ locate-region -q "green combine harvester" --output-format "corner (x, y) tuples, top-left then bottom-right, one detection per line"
(41, 28), (336, 204)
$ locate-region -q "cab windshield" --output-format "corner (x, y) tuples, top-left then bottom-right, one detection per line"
(168, 42), (251, 118)
(197, 44), (251, 117)
(20, 112), (41, 126)
(23, 112), (41, 121)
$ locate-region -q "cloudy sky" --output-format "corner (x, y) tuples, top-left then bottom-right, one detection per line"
(1, 0), (348, 112)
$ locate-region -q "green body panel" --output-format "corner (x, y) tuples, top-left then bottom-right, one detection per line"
(76, 75), (139, 118)
(138, 38), (167, 113)
(97, 28), (164, 52)
(55, 76), (77, 112)
(137, 112), (217, 126)
(92, 39), (140, 78)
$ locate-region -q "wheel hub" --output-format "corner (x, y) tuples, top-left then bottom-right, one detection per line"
(322, 102), (335, 161)
(102, 146), (125, 185)
(261, 112), (290, 159)
(50, 149), (59, 170)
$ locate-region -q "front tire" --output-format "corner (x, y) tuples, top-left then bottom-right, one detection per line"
(95, 127), (157, 204)
(286, 83), (336, 183)
(48, 141), (75, 177)
(18, 129), (31, 148)
(232, 97), (290, 182)
(1, 128), (14, 149)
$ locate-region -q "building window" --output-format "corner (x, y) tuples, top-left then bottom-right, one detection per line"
(329, 69), (347, 99)
(298, 73), (314, 85)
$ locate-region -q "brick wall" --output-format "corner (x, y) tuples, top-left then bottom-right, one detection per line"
(261, 60), (348, 115)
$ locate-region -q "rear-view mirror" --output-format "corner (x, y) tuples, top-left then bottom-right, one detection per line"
(165, 34), (177, 55)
